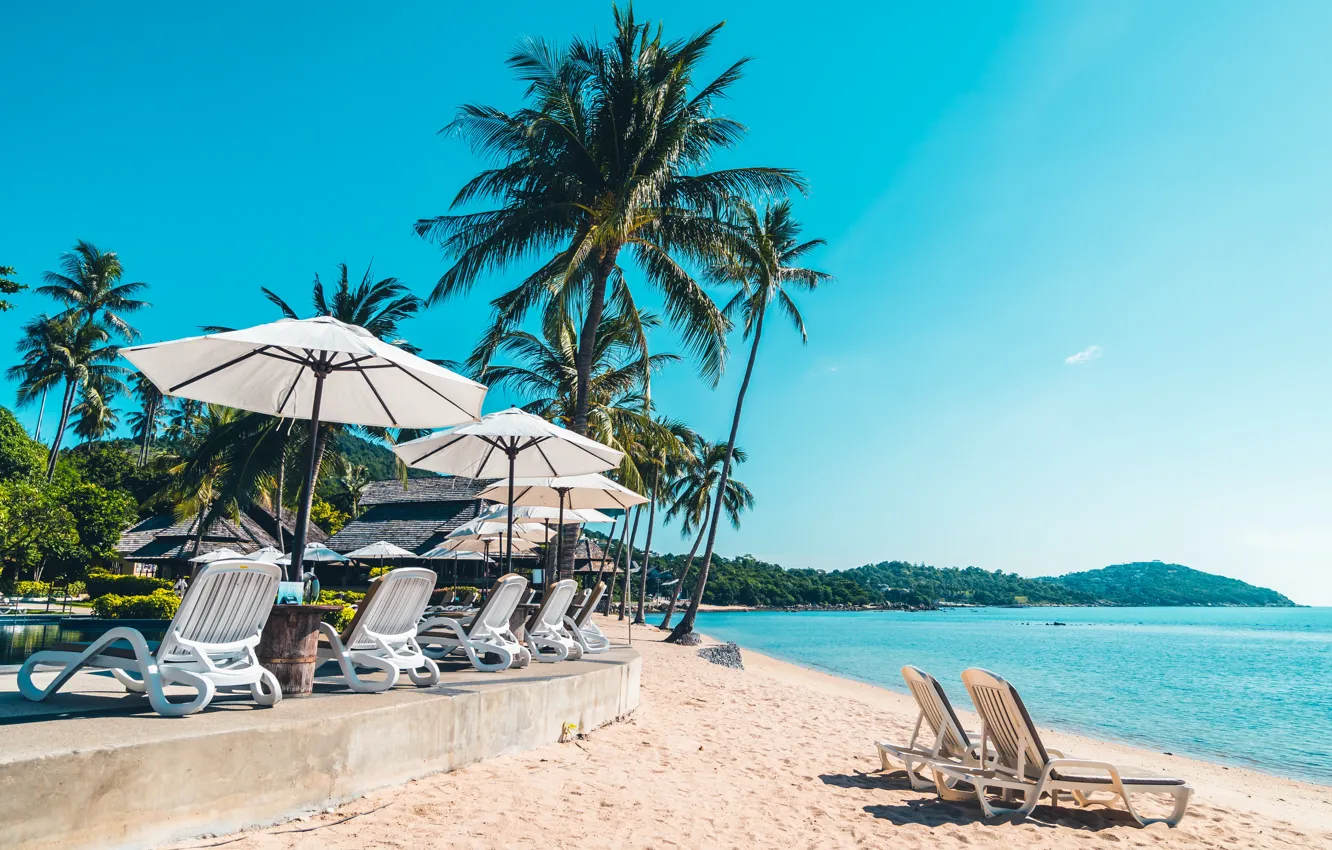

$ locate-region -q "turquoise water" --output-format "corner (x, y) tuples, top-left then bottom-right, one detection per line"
(695, 607), (1332, 786)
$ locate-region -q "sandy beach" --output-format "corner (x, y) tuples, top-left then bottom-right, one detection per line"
(170, 616), (1332, 850)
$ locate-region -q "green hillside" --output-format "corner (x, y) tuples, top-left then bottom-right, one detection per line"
(1042, 561), (1297, 607)
(841, 561), (1094, 607)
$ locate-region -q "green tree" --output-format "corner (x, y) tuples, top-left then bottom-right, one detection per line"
(35, 240), (149, 341)
(659, 436), (753, 629)
(669, 201), (828, 641)
(332, 457), (372, 519)
(631, 417), (695, 624)
(0, 406), (46, 483)
(0, 480), (78, 586)
(9, 315), (127, 481)
(51, 480), (137, 574)
(0, 265), (25, 312)
(418, 5), (803, 441)
(128, 372), (164, 465)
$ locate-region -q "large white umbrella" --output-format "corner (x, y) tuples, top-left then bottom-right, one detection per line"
(343, 541), (416, 559)
(189, 547), (246, 563)
(478, 504), (616, 525)
(393, 407), (622, 572)
(447, 518), (551, 543)
(418, 545), (489, 586)
(122, 316), (486, 578)
(478, 474), (647, 579)
(249, 545), (286, 563)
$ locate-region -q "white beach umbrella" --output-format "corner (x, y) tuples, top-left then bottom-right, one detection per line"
(478, 474), (647, 580)
(189, 547), (246, 563)
(393, 407), (622, 571)
(478, 504), (616, 525)
(418, 546), (489, 587)
(447, 518), (551, 543)
(121, 316), (487, 578)
(343, 541), (416, 559)
(249, 545), (286, 564)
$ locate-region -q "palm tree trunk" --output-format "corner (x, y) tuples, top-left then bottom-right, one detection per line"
(193, 502), (208, 557)
(604, 511), (631, 614)
(668, 311), (766, 642)
(34, 387), (47, 441)
(659, 515), (708, 630)
(571, 250), (618, 436)
(138, 396), (156, 466)
(618, 505), (642, 620)
(634, 470), (659, 624)
(593, 518), (617, 587)
(45, 380), (78, 481)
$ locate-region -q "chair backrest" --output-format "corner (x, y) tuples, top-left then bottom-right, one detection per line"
(901, 666), (971, 759)
(469, 573), (527, 637)
(573, 582), (606, 628)
(960, 668), (1050, 779)
(343, 568), (435, 649)
(460, 590), (478, 606)
(438, 590), (456, 606)
(532, 579), (577, 632)
(159, 560), (282, 660)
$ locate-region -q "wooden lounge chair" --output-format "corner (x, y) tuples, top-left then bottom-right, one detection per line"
(317, 567), (440, 692)
(417, 574), (530, 672)
(18, 560), (283, 717)
(526, 579), (581, 663)
(564, 581), (610, 654)
(876, 666), (989, 796)
(937, 668), (1192, 826)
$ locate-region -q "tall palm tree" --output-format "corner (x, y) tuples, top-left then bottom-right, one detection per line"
(71, 369), (121, 442)
(417, 5), (804, 440)
(659, 437), (753, 630)
(35, 240), (149, 340)
(632, 417), (695, 624)
(668, 201), (829, 641)
(8, 315), (127, 480)
(128, 372), (164, 465)
(0, 264), (23, 313)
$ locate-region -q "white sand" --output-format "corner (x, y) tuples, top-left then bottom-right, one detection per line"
(173, 616), (1332, 849)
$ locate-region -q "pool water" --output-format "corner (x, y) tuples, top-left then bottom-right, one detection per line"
(0, 618), (166, 666)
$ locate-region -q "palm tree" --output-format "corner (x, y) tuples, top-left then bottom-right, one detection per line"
(659, 437), (753, 630)
(632, 418), (696, 624)
(8, 315), (127, 480)
(333, 457), (372, 518)
(128, 372), (164, 465)
(668, 201), (829, 641)
(417, 5), (804, 441)
(35, 240), (149, 340)
(0, 264), (23, 312)
(71, 369), (121, 442)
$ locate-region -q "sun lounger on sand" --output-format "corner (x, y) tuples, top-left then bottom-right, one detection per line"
(876, 666), (990, 797)
(935, 668), (1192, 826)
(525, 578), (582, 662)
(18, 560), (283, 717)
(564, 581), (610, 654)
(317, 567), (440, 692)
(417, 573), (531, 671)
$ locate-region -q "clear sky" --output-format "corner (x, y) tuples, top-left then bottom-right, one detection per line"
(4, 2), (1332, 603)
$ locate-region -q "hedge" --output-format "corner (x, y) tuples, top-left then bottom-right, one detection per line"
(84, 569), (173, 598)
(91, 589), (180, 620)
(12, 580), (87, 599)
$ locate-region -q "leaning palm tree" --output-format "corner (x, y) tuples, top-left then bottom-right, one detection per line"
(668, 201), (828, 641)
(631, 417), (696, 624)
(417, 5), (804, 440)
(35, 240), (149, 340)
(8, 313), (62, 442)
(333, 457), (372, 519)
(659, 437), (753, 630)
(8, 315), (127, 480)
(128, 372), (164, 465)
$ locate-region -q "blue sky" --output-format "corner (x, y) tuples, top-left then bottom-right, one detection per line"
(5, 2), (1332, 603)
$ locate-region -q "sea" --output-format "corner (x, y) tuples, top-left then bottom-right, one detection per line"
(694, 606), (1332, 786)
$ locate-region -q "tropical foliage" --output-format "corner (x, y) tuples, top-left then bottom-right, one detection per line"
(0, 264), (24, 312)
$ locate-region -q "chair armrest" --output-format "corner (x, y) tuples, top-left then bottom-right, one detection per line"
(1046, 758), (1124, 784)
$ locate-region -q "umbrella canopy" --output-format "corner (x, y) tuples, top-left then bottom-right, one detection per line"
(447, 518), (551, 543)
(418, 545), (490, 560)
(121, 316), (487, 580)
(189, 547), (246, 563)
(277, 543), (349, 566)
(478, 505), (616, 525)
(392, 407), (622, 572)
(248, 546), (286, 563)
(440, 536), (535, 553)
(343, 541), (416, 559)
(478, 474), (648, 510)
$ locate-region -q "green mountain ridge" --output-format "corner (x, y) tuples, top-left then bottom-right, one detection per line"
(1041, 561), (1297, 607)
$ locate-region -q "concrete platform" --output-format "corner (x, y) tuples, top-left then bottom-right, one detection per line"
(0, 648), (641, 850)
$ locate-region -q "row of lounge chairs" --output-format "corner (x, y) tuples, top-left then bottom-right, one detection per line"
(18, 561), (611, 717)
(877, 665), (1192, 826)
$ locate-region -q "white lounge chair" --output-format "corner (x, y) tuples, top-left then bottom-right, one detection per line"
(877, 666), (989, 796)
(317, 567), (440, 693)
(526, 579), (582, 663)
(18, 560), (283, 717)
(938, 668), (1192, 826)
(417, 573), (530, 672)
(564, 581), (610, 654)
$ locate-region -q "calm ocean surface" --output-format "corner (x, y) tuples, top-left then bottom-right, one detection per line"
(694, 606), (1332, 786)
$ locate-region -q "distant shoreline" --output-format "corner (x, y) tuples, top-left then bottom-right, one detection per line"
(689, 601), (1307, 613)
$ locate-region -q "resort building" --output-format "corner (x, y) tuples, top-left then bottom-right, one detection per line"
(113, 506), (326, 579)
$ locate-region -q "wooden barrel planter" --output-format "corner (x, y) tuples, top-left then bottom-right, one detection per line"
(256, 605), (343, 697)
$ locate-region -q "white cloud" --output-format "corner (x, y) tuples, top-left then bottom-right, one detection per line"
(1064, 345), (1103, 365)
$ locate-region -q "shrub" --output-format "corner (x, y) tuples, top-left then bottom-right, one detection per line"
(84, 569), (173, 598)
(369, 566), (392, 579)
(322, 605), (356, 632)
(432, 585), (481, 601)
(91, 589), (180, 620)
(14, 580), (52, 598)
(317, 589), (364, 605)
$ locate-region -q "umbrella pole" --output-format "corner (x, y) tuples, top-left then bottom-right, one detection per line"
(289, 362), (328, 584)
(505, 443), (517, 574)
(556, 490), (566, 591)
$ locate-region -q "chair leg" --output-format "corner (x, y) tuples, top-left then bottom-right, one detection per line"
(154, 668), (216, 717)
(250, 668), (283, 706)
(407, 657), (440, 687)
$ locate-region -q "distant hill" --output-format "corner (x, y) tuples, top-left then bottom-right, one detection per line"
(1042, 562), (1297, 607)
(329, 433), (437, 483)
(840, 561), (1094, 607)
